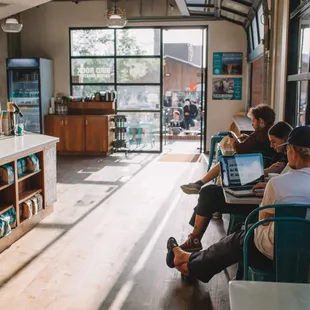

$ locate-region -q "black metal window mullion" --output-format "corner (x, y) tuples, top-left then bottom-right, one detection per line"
(286, 0), (310, 126)
(159, 28), (163, 153)
(69, 29), (73, 96)
(114, 29), (117, 112)
(255, 10), (261, 45)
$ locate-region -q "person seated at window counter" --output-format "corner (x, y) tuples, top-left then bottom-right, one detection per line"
(166, 126), (310, 282)
(183, 98), (199, 130)
(169, 111), (186, 135)
(177, 121), (293, 252)
(181, 104), (278, 195)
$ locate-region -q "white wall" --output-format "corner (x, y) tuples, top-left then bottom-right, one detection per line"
(270, 0), (289, 122)
(206, 21), (247, 147)
(20, 2), (247, 149)
(0, 21), (8, 109)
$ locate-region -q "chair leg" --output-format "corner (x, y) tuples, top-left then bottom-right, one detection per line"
(207, 136), (224, 171)
(207, 137), (216, 171)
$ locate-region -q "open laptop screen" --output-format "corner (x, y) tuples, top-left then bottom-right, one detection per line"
(220, 153), (265, 187)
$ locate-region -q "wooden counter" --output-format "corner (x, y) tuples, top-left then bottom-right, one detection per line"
(0, 134), (58, 253)
(45, 114), (115, 155)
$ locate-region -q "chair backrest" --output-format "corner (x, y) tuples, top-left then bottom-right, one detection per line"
(244, 217), (310, 283)
(245, 204), (310, 233)
(274, 214), (310, 283)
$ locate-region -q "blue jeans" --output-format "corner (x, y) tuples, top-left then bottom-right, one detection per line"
(184, 118), (195, 130)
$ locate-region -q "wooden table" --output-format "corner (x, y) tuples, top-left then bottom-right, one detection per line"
(223, 188), (262, 205)
(229, 281), (310, 310)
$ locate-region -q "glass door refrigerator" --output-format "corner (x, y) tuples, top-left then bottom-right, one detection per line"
(6, 58), (53, 133)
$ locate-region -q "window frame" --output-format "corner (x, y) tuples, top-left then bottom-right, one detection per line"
(286, 0), (310, 126)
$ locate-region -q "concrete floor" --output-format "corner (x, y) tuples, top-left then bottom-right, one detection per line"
(0, 141), (232, 310)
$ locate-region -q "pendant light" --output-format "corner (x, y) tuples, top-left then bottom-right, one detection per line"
(1, 17), (23, 33)
(105, 0), (127, 29)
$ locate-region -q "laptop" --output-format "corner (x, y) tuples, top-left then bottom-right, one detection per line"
(220, 153), (265, 197)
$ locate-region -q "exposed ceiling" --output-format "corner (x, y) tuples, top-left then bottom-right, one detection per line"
(0, 0), (52, 19)
(0, 0), (261, 27)
(178, 0), (261, 28)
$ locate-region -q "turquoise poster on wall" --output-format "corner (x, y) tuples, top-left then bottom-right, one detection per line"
(213, 52), (243, 75)
(212, 78), (242, 100)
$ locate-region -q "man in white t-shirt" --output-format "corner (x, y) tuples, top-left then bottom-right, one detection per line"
(166, 126), (310, 283)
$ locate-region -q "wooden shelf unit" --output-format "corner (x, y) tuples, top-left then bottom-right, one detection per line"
(0, 182), (13, 191)
(0, 149), (51, 252)
(67, 101), (115, 115)
(0, 204), (14, 216)
(18, 170), (41, 183)
(19, 189), (42, 204)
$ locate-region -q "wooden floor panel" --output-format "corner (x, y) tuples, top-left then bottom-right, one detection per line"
(0, 146), (233, 310)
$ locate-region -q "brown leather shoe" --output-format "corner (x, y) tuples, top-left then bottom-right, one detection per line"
(180, 234), (202, 252)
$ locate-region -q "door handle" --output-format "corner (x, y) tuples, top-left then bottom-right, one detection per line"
(61, 120), (64, 126)
(65, 120), (67, 126)
(85, 119), (88, 126)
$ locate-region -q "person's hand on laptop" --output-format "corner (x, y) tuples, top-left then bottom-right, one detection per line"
(252, 182), (267, 197)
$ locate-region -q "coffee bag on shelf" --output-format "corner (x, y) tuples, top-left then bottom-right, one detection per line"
(0, 215), (12, 239)
(17, 160), (23, 177)
(21, 200), (33, 220)
(0, 164), (14, 185)
(31, 197), (39, 215)
(35, 193), (43, 211)
(27, 154), (40, 173)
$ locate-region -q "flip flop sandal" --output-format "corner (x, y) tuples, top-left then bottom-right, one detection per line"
(166, 237), (179, 268)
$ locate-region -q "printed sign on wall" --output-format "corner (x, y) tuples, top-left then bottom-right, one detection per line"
(212, 78), (242, 100)
(213, 52), (243, 75)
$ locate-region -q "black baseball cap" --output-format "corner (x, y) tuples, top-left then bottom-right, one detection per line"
(280, 126), (310, 148)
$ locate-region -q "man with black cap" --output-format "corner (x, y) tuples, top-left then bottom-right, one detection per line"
(166, 126), (310, 283)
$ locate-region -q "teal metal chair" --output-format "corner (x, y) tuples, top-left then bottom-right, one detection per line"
(243, 204), (310, 283)
(127, 128), (143, 146)
(207, 131), (229, 171)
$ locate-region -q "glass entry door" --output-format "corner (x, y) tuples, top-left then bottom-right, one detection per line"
(115, 29), (162, 152)
(162, 28), (207, 152)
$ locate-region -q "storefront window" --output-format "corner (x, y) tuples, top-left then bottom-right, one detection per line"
(116, 29), (160, 56)
(252, 17), (259, 48)
(70, 29), (114, 56)
(70, 28), (162, 152)
(297, 81), (308, 125)
(287, 2), (310, 126)
(298, 13), (310, 73)
(258, 5), (264, 42)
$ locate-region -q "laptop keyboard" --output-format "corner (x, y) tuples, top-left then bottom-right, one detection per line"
(229, 186), (253, 191)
